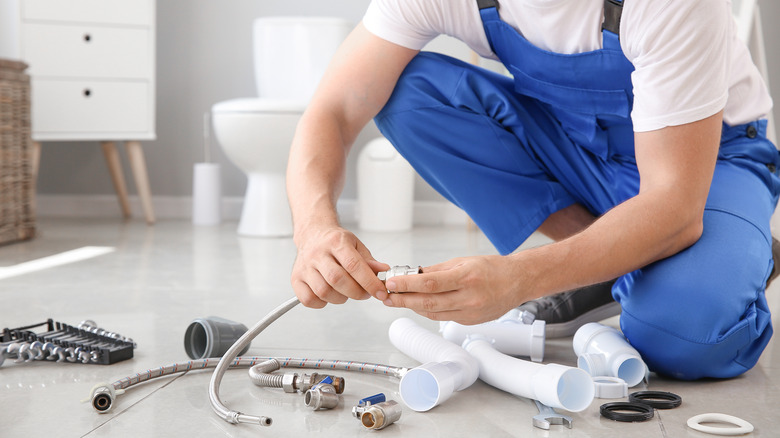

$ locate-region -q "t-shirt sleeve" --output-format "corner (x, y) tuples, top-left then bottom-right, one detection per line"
(623, 0), (731, 132)
(362, 0), (442, 50)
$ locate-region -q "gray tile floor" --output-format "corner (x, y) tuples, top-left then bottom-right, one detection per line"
(1, 218), (778, 437)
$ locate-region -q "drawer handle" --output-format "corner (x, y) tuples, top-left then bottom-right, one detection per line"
(83, 89), (92, 98)
(84, 33), (91, 42)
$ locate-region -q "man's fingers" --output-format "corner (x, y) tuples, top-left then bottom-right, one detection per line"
(292, 280), (328, 308)
(385, 270), (460, 294)
(334, 246), (388, 298)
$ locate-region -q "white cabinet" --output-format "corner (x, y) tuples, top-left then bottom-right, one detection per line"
(20, 0), (156, 140)
(10, 0), (157, 223)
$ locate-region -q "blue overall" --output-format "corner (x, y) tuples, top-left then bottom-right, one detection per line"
(373, 0), (780, 379)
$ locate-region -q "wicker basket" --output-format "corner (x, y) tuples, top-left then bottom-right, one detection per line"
(0, 59), (36, 245)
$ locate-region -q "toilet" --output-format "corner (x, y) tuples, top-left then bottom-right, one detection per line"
(212, 17), (352, 236)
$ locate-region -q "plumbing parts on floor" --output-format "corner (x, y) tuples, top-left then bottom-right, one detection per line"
(82, 266), (755, 434)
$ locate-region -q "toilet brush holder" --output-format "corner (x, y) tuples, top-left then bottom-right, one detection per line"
(192, 162), (222, 225)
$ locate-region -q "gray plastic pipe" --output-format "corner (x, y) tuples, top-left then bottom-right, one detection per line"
(388, 318), (479, 412)
(462, 336), (594, 412)
(439, 309), (545, 362)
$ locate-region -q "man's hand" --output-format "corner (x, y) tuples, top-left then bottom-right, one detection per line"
(291, 225), (389, 308)
(379, 255), (525, 325)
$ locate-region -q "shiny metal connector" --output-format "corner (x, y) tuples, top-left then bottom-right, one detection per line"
(360, 400), (402, 430)
(280, 372), (345, 394)
(304, 379), (340, 410)
(352, 393), (387, 419)
(377, 265), (422, 293)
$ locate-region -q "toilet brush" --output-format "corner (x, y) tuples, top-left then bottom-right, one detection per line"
(192, 111), (222, 225)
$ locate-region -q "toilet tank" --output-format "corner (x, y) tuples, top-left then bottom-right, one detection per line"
(253, 16), (352, 103)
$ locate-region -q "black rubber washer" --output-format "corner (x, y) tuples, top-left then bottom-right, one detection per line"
(600, 402), (655, 422)
(629, 391), (682, 409)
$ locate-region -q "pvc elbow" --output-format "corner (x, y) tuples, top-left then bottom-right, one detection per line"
(389, 318), (479, 412)
(439, 314), (545, 362)
(573, 323), (647, 387)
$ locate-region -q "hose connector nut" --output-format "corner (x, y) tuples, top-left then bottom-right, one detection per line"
(282, 373), (299, 393)
(378, 265), (422, 293)
(360, 400), (402, 430)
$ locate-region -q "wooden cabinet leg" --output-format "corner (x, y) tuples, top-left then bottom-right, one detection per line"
(30, 141), (41, 182)
(101, 141), (132, 219)
(126, 140), (156, 224)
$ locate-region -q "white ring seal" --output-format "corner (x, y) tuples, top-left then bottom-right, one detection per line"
(592, 376), (628, 399)
(687, 413), (754, 436)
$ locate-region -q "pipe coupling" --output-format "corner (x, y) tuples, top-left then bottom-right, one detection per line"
(304, 382), (339, 410)
(360, 400), (402, 430)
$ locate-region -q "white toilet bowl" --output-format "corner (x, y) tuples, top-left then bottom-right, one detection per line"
(211, 16), (351, 237)
(212, 98), (305, 236)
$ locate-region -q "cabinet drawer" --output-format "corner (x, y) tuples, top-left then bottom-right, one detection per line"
(22, 0), (153, 26)
(22, 23), (150, 79)
(31, 79), (150, 135)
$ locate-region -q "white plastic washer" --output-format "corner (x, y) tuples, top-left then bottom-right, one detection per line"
(687, 413), (754, 436)
(592, 376), (628, 399)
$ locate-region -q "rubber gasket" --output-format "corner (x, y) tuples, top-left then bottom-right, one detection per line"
(629, 391), (682, 409)
(600, 402), (654, 422)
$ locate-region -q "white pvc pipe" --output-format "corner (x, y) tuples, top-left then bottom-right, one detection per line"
(388, 318), (479, 412)
(463, 337), (594, 412)
(439, 309), (545, 362)
(572, 323), (647, 388)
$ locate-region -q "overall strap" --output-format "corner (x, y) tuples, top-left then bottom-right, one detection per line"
(477, 0), (498, 11)
(603, 0), (624, 36)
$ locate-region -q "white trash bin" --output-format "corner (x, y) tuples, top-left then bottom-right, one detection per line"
(357, 138), (415, 231)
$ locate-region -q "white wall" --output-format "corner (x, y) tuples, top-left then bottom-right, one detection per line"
(33, 0), (780, 215)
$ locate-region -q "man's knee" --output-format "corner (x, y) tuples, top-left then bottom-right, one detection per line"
(620, 305), (772, 380)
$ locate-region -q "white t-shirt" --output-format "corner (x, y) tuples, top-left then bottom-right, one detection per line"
(363, 0), (772, 132)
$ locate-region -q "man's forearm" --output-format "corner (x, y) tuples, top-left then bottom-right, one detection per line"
(286, 111), (350, 241)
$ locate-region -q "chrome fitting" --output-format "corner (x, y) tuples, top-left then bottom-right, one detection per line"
(294, 372), (345, 394)
(84, 383), (124, 414)
(377, 265), (422, 292)
(352, 393), (387, 419)
(91, 386), (114, 413)
(282, 373), (298, 393)
(360, 400), (402, 430)
(304, 383), (339, 410)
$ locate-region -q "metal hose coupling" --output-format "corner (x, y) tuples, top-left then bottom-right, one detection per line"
(360, 400), (402, 430)
(248, 359), (345, 394)
(377, 265), (422, 293)
(83, 383), (125, 413)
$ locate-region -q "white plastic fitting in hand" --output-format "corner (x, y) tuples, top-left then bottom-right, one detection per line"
(462, 336), (594, 412)
(439, 308), (546, 362)
(572, 323), (647, 388)
(388, 318), (479, 412)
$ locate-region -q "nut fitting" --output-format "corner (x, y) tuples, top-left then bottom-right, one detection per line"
(361, 400), (402, 430)
(282, 373), (298, 393)
(304, 383), (339, 410)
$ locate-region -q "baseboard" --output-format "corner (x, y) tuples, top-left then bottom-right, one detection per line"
(35, 195), (470, 226)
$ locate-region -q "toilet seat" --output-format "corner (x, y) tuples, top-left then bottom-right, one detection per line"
(212, 98), (306, 114)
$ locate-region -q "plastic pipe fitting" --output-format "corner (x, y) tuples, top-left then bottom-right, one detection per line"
(573, 323), (647, 388)
(184, 316), (250, 359)
(361, 400), (402, 430)
(440, 308), (546, 362)
(388, 318), (479, 412)
(462, 336), (594, 412)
